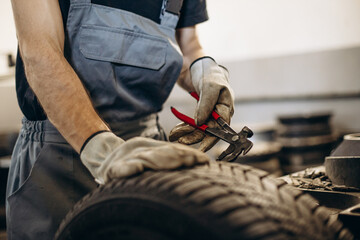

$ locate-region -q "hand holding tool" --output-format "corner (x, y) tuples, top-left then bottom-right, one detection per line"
(190, 56), (234, 126)
(170, 56), (234, 152)
(171, 92), (253, 162)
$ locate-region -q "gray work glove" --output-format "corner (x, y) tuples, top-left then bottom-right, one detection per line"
(169, 57), (234, 152)
(80, 132), (209, 184)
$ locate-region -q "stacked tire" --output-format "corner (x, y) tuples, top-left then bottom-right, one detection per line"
(276, 112), (335, 174)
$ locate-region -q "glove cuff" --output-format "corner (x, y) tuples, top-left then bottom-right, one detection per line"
(190, 56), (229, 94)
(80, 131), (125, 183)
(80, 130), (111, 154)
(189, 56), (216, 69)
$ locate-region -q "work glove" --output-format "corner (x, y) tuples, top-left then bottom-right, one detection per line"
(169, 57), (234, 152)
(80, 131), (209, 184)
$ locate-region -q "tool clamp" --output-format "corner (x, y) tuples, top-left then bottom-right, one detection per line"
(171, 92), (253, 162)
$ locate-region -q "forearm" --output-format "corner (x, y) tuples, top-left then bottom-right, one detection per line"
(21, 45), (109, 153)
(176, 26), (205, 92)
(12, 0), (109, 153)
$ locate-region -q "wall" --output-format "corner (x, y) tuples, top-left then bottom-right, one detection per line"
(0, 1), (20, 132)
(2, 1), (359, 67)
(198, 0), (360, 61)
(0, 0), (17, 55)
(0, 78), (21, 132)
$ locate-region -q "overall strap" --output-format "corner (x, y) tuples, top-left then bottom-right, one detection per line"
(160, 0), (183, 28)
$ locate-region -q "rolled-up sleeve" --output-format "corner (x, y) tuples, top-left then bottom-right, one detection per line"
(176, 0), (209, 28)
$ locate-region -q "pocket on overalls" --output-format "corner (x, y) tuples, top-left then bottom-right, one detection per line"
(7, 143), (52, 239)
(7, 142), (50, 200)
(79, 25), (168, 70)
(7, 140), (94, 239)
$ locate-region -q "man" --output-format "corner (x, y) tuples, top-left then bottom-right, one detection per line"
(6, 0), (234, 239)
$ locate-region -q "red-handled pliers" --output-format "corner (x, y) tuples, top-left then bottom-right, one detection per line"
(171, 92), (253, 162)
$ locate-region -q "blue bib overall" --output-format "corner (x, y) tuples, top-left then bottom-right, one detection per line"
(6, 0), (183, 239)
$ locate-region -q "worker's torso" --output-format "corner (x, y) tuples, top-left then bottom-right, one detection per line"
(15, 0), (208, 123)
(64, 0), (183, 123)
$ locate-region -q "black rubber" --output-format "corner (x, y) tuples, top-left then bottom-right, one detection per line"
(55, 161), (353, 240)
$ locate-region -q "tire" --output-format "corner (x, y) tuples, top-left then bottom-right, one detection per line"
(55, 161), (353, 240)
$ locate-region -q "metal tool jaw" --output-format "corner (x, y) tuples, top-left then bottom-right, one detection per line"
(171, 92), (254, 162)
(207, 124), (253, 162)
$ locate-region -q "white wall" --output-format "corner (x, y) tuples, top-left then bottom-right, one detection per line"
(1, 0), (360, 59)
(198, 0), (360, 61)
(0, 77), (22, 132)
(0, 0), (17, 55)
(0, 1), (20, 132)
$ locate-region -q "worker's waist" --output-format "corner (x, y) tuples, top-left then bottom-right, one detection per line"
(19, 113), (160, 143)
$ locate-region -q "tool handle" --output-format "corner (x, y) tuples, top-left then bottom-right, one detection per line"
(189, 92), (220, 120)
(190, 91), (200, 101)
(171, 107), (208, 131)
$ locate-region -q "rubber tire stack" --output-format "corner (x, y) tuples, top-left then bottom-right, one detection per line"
(276, 112), (335, 174)
(55, 161), (353, 240)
